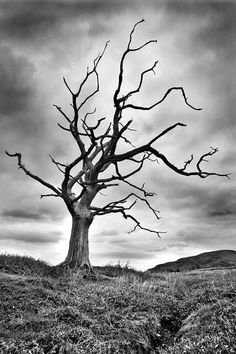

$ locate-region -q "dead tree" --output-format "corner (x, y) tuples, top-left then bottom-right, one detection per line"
(6, 20), (229, 275)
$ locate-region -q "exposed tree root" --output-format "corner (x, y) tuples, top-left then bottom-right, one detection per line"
(58, 259), (97, 280)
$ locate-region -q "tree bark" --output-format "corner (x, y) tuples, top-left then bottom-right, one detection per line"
(61, 214), (94, 275)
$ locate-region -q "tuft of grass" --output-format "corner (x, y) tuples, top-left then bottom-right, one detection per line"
(0, 254), (235, 353)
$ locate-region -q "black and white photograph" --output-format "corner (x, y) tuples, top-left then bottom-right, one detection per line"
(0, 0), (235, 352)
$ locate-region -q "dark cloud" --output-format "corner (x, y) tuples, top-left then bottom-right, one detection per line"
(178, 226), (235, 249)
(1, 207), (63, 221)
(0, 0), (134, 42)
(186, 4), (236, 135)
(2, 209), (45, 221)
(162, 0), (236, 18)
(207, 190), (236, 218)
(143, 0), (236, 139)
(0, 1), (70, 40)
(0, 1), (61, 39)
(191, 2), (236, 53)
(0, 230), (62, 243)
(0, 44), (64, 170)
(0, 45), (35, 115)
(0, 44), (49, 158)
(208, 209), (232, 217)
(150, 169), (236, 220)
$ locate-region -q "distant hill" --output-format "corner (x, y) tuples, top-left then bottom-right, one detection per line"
(148, 250), (236, 273)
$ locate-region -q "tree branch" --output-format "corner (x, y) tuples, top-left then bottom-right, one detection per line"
(113, 19), (157, 106)
(53, 104), (71, 123)
(92, 192), (160, 222)
(81, 154), (147, 186)
(63, 77), (74, 96)
(6, 151), (61, 196)
(97, 134), (230, 181)
(49, 154), (67, 174)
(75, 41), (109, 100)
(123, 211), (165, 237)
(61, 144), (95, 195)
(148, 122), (186, 145)
(123, 87), (202, 111)
(148, 146), (230, 179)
(123, 60), (159, 102)
(91, 194), (163, 237)
(40, 193), (61, 199)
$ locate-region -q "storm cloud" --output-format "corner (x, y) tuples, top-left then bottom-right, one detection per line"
(0, 0), (135, 44)
(1, 207), (63, 221)
(0, 45), (35, 115)
(0, 230), (62, 244)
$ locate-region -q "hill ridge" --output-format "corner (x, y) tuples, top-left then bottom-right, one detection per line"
(148, 249), (236, 273)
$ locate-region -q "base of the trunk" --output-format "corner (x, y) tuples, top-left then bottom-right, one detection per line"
(59, 259), (96, 280)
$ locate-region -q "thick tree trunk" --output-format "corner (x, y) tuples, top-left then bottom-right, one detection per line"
(61, 215), (94, 276)
(59, 185), (99, 277)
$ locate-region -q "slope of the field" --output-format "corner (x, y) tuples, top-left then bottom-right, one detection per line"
(0, 254), (236, 353)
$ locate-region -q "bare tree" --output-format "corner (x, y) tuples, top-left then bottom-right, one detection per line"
(6, 20), (229, 275)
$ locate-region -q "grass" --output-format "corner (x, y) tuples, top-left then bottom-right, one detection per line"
(0, 254), (235, 353)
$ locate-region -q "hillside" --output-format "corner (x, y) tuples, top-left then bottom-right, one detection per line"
(148, 250), (236, 273)
(0, 254), (236, 353)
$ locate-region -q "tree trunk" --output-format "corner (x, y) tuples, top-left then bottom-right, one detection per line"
(61, 215), (94, 276)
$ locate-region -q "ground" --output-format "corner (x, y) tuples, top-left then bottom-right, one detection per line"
(0, 254), (235, 353)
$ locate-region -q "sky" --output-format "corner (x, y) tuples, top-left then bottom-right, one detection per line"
(0, 0), (235, 270)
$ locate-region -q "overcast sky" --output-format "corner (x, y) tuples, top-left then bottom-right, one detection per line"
(0, 0), (235, 270)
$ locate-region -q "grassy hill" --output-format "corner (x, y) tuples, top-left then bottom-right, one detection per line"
(148, 249), (236, 273)
(0, 254), (236, 353)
